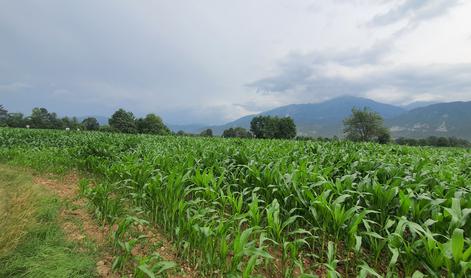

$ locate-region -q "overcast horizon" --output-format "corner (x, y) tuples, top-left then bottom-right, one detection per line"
(1, 0), (471, 125)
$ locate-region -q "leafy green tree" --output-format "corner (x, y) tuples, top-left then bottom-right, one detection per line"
(376, 127), (391, 144)
(109, 109), (137, 133)
(5, 113), (25, 128)
(222, 127), (252, 138)
(250, 116), (296, 139)
(50, 113), (66, 129)
(30, 107), (53, 129)
(136, 114), (170, 135)
(200, 128), (213, 137)
(250, 116), (275, 138)
(81, 117), (100, 131)
(343, 107), (390, 143)
(60, 116), (81, 130)
(275, 117), (296, 139)
(0, 105), (7, 126)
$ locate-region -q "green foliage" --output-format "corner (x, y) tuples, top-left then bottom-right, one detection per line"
(5, 113), (25, 128)
(199, 128), (213, 137)
(0, 166), (96, 278)
(250, 115), (296, 139)
(1, 127), (471, 277)
(30, 107), (55, 129)
(0, 104), (7, 126)
(136, 114), (170, 135)
(2, 107), (84, 130)
(396, 136), (471, 148)
(222, 127), (252, 138)
(343, 107), (391, 143)
(81, 117), (100, 131)
(109, 108), (138, 133)
(60, 116), (81, 130)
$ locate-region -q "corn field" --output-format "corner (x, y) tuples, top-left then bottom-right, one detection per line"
(1, 128), (470, 277)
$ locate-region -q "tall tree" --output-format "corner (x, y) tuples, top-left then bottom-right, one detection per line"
(250, 116), (296, 139)
(5, 113), (25, 128)
(136, 114), (170, 135)
(275, 117), (296, 139)
(343, 107), (390, 143)
(81, 117), (100, 131)
(61, 116), (80, 129)
(200, 128), (213, 137)
(0, 105), (7, 126)
(49, 112), (64, 129)
(109, 109), (137, 133)
(222, 127), (252, 138)
(250, 116), (274, 138)
(30, 107), (53, 129)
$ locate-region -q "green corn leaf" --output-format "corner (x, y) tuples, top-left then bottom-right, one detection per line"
(358, 263), (382, 278)
(411, 270), (425, 278)
(363, 231), (384, 239)
(155, 261), (177, 274)
(459, 261), (471, 274)
(463, 245), (471, 261)
(242, 255), (258, 278)
(388, 246), (399, 268)
(451, 228), (464, 263)
(355, 235), (362, 253)
(137, 265), (156, 278)
(333, 194), (351, 205)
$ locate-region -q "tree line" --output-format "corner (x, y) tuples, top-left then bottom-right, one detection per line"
(179, 116), (297, 139)
(0, 105), (170, 135)
(1, 104), (469, 147)
(0, 105), (86, 130)
(395, 136), (470, 148)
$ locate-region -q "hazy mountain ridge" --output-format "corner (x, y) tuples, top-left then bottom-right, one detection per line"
(387, 101), (471, 139)
(200, 96), (471, 139)
(205, 96), (405, 136)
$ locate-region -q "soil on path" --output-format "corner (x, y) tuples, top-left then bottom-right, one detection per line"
(33, 173), (196, 278)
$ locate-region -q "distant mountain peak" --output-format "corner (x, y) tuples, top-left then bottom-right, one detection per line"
(206, 96), (405, 136)
(175, 97), (471, 140)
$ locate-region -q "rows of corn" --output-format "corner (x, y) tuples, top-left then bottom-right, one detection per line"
(1, 127), (470, 277)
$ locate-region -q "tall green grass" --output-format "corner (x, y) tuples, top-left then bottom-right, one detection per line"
(0, 165), (96, 278)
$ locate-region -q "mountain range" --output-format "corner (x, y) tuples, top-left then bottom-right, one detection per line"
(177, 96), (471, 139)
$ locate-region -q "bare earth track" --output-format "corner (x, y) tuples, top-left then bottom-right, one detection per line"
(33, 172), (196, 278)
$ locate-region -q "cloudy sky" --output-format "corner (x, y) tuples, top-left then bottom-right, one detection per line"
(1, 0), (471, 124)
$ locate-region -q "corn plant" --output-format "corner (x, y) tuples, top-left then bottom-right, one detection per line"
(1, 127), (470, 277)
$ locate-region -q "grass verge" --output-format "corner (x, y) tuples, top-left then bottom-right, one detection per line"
(0, 165), (97, 278)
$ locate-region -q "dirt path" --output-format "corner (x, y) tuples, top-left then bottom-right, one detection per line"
(33, 173), (196, 278)
(33, 174), (116, 277)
